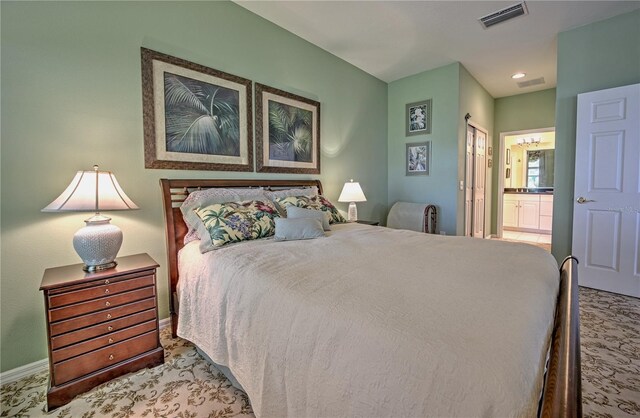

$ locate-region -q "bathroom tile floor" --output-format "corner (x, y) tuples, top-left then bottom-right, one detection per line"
(502, 230), (552, 244)
(494, 230), (552, 251)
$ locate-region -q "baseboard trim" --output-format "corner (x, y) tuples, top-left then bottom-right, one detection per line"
(0, 317), (172, 386)
(0, 358), (48, 385)
(158, 317), (171, 330)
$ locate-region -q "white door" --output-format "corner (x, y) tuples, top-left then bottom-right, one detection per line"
(519, 199), (540, 229)
(539, 196), (553, 232)
(473, 129), (487, 238)
(503, 198), (519, 227)
(572, 83), (640, 297)
(465, 126), (474, 236)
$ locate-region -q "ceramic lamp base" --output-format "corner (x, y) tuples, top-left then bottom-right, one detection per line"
(73, 214), (122, 272)
(347, 202), (358, 222)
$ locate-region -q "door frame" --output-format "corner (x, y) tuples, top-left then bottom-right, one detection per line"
(464, 121), (489, 238)
(496, 126), (555, 238)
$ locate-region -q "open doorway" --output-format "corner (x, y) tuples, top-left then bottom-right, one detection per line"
(496, 127), (555, 251)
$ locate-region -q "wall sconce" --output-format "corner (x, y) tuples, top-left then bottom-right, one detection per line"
(516, 137), (541, 147)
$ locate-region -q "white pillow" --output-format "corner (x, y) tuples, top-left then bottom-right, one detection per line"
(286, 205), (331, 231)
(265, 186), (318, 200)
(274, 218), (325, 241)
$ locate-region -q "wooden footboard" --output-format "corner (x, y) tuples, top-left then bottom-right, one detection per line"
(540, 256), (582, 417)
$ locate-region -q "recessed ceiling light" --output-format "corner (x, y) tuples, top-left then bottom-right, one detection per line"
(512, 72), (526, 79)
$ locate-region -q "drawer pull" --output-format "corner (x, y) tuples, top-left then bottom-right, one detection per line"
(106, 313), (112, 319)
(105, 301), (111, 307)
(104, 279), (110, 285)
(108, 338), (114, 344)
(105, 289), (110, 294)
(108, 354), (114, 361)
(107, 326), (113, 331)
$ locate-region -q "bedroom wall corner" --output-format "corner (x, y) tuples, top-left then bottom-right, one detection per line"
(553, 9), (640, 262)
(0, 1), (388, 372)
(387, 63), (460, 234)
(457, 65), (495, 237)
(491, 88), (556, 235)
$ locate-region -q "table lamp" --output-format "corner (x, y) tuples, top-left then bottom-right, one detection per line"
(338, 179), (366, 222)
(42, 165), (139, 271)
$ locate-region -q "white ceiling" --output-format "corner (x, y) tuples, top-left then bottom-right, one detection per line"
(236, 1), (640, 98)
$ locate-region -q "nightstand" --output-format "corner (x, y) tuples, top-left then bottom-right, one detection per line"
(40, 253), (164, 410)
(355, 220), (380, 226)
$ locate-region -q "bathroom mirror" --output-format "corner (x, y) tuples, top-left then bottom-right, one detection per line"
(526, 149), (554, 188)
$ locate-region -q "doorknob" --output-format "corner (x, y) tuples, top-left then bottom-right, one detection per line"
(576, 197), (595, 204)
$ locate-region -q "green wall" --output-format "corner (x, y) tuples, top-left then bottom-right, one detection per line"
(458, 66), (495, 236)
(553, 9), (640, 261)
(387, 63), (494, 236)
(387, 63), (460, 234)
(0, 1), (388, 372)
(491, 89), (556, 233)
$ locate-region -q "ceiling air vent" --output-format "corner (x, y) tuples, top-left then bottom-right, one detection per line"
(479, 2), (528, 29)
(517, 77), (545, 88)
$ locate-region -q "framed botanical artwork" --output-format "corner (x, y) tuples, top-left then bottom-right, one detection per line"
(405, 99), (432, 136)
(141, 48), (253, 171)
(406, 141), (431, 176)
(255, 83), (320, 174)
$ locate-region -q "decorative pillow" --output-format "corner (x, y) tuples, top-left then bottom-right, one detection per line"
(286, 205), (331, 231)
(274, 218), (325, 241)
(265, 186), (318, 216)
(180, 188), (268, 244)
(275, 195), (347, 224)
(192, 199), (280, 252)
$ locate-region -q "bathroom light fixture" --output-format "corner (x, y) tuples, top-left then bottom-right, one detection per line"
(42, 165), (139, 271)
(516, 137), (541, 147)
(338, 179), (366, 222)
(511, 72), (526, 79)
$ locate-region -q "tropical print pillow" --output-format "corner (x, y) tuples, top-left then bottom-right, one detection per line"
(275, 195), (346, 224)
(193, 200), (280, 249)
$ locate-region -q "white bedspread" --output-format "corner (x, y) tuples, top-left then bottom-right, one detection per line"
(177, 223), (559, 418)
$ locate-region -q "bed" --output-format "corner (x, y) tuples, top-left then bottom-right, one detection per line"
(160, 178), (581, 417)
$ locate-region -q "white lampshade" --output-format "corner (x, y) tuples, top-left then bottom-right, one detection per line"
(42, 167), (138, 212)
(338, 180), (367, 203)
(42, 166), (138, 272)
(338, 179), (366, 222)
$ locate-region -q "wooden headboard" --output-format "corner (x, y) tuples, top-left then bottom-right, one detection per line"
(159, 178), (323, 336)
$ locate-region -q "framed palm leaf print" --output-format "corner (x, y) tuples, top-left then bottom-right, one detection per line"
(141, 48), (252, 171)
(255, 83), (320, 174)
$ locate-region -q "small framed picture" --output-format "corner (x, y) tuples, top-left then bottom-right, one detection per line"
(506, 148), (511, 165)
(405, 99), (432, 136)
(406, 141), (431, 176)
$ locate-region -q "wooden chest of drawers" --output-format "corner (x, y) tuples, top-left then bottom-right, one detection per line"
(40, 253), (164, 410)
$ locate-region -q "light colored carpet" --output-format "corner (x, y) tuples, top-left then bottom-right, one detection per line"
(1, 288), (638, 418)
